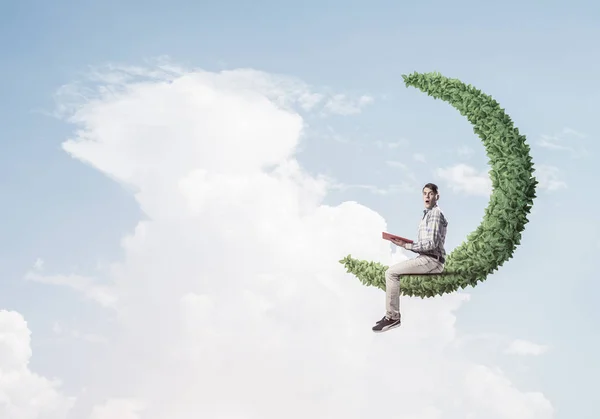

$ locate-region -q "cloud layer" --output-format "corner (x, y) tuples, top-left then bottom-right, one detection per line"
(0, 311), (74, 419)
(12, 62), (553, 419)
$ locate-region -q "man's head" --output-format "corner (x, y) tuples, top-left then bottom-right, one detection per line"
(422, 183), (439, 209)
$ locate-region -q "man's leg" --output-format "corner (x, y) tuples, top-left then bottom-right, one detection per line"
(372, 256), (443, 333)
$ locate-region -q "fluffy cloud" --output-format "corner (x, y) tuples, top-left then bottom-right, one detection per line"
(435, 163), (493, 197)
(435, 161), (566, 198)
(88, 398), (145, 419)
(322, 94), (374, 115)
(534, 165), (567, 191)
(21, 62), (553, 418)
(505, 339), (549, 356)
(536, 127), (588, 158)
(0, 310), (74, 419)
(24, 272), (116, 308)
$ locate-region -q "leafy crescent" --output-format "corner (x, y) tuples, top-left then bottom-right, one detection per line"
(340, 71), (538, 298)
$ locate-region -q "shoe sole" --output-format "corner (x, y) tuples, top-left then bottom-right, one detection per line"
(372, 321), (401, 333)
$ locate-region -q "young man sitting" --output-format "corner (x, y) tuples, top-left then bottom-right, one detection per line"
(372, 183), (448, 333)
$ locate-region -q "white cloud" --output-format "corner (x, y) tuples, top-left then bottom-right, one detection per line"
(89, 398), (145, 419)
(534, 165), (567, 191)
(330, 181), (416, 195)
(318, 125), (351, 144)
(68, 329), (108, 345)
(454, 333), (550, 358)
(375, 138), (409, 149)
(505, 339), (549, 356)
(435, 161), (565, 197)
(27, 62), (553, 419)
(457, 145), (474, 157)
(462, 365), (553, 418)
(536, 127), (588, 158)
(23, 272), (117, 308)
(537, 135), (569, 151)
(0, 310), (75, 419)
(332, 160), (418, 195)
(435, 163), (492, 197)
(49, 321), (107, 348)
(322, 93), (374, 115)
(52, 59), (372, 123)
(561, 127), (586, 138)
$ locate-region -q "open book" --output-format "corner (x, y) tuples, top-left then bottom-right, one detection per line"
(382, 231), (414, 243)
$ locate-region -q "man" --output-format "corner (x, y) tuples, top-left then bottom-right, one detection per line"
(372, 182), (448, 333)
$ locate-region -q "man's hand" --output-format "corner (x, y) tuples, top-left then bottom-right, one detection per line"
(391, 238), (406, 248)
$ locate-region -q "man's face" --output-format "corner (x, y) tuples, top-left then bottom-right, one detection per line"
(423, 187), (438, 209)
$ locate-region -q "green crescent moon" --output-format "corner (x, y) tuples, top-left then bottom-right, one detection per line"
(339, 71), (538, 298)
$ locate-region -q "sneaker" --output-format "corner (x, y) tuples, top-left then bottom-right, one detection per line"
(372, 316), (401, 333)
(374, 315), (395, 324)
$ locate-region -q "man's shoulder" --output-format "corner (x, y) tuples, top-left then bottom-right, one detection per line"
(429, 206), (448, 222)
(430, 206), (445, 215)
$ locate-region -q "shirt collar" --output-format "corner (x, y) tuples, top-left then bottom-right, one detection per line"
(423, 204), (438, 215)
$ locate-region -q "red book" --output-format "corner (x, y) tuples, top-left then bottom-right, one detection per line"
(382, 232), (414, 243)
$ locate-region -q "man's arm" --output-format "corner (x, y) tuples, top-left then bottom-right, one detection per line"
(404, 211), (444, 253)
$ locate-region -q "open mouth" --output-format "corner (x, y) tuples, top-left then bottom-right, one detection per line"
(425, 200), (430, 205)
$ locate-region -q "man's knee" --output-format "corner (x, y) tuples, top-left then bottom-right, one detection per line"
(388, 260), (409, 271)
(385, 269), (400, 288)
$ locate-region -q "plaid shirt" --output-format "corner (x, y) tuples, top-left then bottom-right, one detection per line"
(404, 205), (447, 258)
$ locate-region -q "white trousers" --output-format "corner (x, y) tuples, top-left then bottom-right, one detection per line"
(385, 255), (444, 320)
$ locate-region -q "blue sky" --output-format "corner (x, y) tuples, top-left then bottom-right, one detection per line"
(1, 0), (599, 418)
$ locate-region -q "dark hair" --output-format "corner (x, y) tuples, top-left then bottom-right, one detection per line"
(422, 183), (438, 194)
